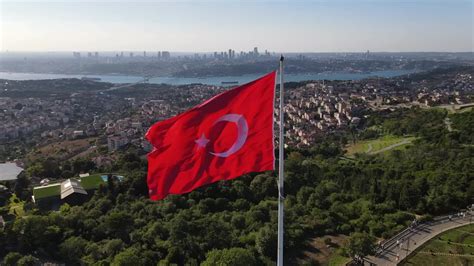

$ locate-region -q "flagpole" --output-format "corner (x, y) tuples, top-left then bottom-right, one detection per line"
(277, 55), (285, 266)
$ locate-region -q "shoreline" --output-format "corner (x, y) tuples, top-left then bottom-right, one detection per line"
(0, 69), (418, 86)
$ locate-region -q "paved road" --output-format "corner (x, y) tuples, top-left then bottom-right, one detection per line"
(364, 211), (474, 266)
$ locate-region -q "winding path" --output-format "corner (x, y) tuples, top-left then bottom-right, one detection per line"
(364, 211), (474, 266)
(444, 117), (453, 132)
(366, 143), (373, 153)
(371, 140), (411, 154)
(364, 139), (412, 155)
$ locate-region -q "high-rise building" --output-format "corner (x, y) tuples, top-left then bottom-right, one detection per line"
(254, 47), (259, 56)
(130, 52), (134, 57)
(143, 51), (147, 57)
(161, 51), (171, 59)
(94, 52), (99, 58)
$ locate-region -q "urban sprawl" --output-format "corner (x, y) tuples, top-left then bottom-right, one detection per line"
(0, 67), (472, 163)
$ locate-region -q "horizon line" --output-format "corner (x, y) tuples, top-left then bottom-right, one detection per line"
(1, 50), (473, 54)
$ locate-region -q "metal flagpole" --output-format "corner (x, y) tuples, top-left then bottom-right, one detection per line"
(277, 55), (285, 266)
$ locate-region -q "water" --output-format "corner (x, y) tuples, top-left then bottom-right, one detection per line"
(101, 175), (124, 182)
(0, 69), (416, 86)
(0, 162), (23, 181)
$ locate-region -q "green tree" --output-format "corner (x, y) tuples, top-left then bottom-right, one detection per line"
(3, 252), (22, 266)
(345, 232), (375, 259)
(250, 174), (277, 200)
(13, 173), (30, 200)
(202, 248), (257, 266)
(104, 211), (133, 240)
(256, 225), (277, 259)
(111, 248), (143, 266)
(59, 236), (88, 263)
(101, 239), (125, 257)
(16, 255), (40, 266)
(26, 163), (44, 178)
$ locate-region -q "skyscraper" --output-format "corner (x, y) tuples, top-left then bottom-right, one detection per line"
(161, 51), (170, 59)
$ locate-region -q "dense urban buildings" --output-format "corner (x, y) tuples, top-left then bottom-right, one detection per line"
(1, 66), (471, 153)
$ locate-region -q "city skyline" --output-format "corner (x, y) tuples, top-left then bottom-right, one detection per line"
(0, 0), (473, 52)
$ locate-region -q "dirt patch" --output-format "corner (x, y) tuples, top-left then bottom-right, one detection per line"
(296, 234), (349, 265)
(27, 138), (97, 162)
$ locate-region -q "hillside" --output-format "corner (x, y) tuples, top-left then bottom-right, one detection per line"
(1, 108), (472, 264)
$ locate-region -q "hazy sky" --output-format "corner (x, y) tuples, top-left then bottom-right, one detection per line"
(1, 0), (472, 52)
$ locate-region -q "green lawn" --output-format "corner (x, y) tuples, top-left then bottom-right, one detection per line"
(346, 135), (416, 156)
(80, 174), (106, 190)
(401, 224), (474, 266)
(33, 184), (61, 200)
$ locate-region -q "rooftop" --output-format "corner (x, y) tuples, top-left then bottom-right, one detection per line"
(32, 173), (124, 201)
(60, 178), (87, 199)
(0, 162), (24, 181)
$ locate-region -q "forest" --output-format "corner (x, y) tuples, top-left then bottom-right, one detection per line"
(1, 107), (473, 265)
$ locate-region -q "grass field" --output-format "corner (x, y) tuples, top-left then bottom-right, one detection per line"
(33, 183), (61, 200)
(80, 174), (106, 190)
(346, 135), (416, 156)
(401, 224), (474, 266)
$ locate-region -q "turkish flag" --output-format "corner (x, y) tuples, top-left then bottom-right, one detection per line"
(146, 71), (276, 200)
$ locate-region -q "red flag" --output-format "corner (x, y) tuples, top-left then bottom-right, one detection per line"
(146, 72), (276, 200)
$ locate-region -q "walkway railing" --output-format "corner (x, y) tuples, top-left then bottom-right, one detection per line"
(374, 210), (472, 256)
